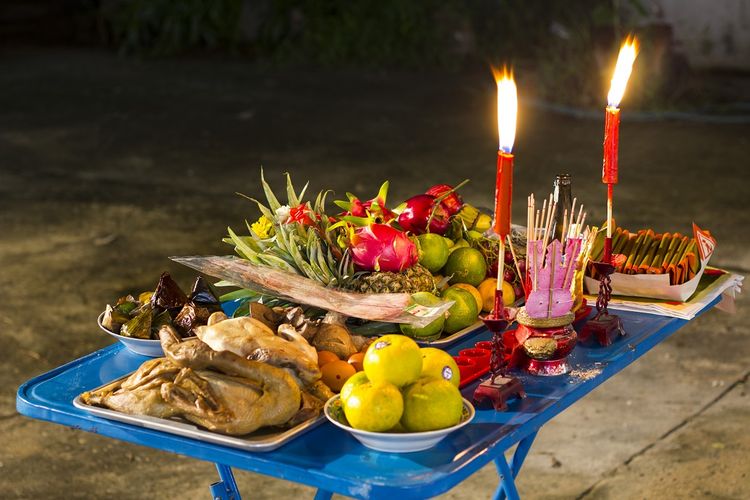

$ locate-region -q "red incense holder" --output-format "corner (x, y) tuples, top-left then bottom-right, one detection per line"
(519, 323), (577, 376)
(579, 260), (625, 346)
(472, 309), (526, 411)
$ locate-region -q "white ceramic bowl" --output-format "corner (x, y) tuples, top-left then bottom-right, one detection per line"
(97, 312), (164, 357)
(324, 394), (475, 453)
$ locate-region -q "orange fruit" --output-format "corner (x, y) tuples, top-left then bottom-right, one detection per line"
(321, 360), (357, 392)
(449, 283), (482, 313)
(478, 278), (515, 312)
(363, 334), (423, 388)
(444, 247), (487, 286)
(442, 287), (479, 334)
(347, 352), (365, 371)
(344, 381), (403, 432)
(317, 350), (340, 367)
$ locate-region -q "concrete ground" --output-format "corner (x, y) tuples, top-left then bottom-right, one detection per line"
(1, 48), (748, 499)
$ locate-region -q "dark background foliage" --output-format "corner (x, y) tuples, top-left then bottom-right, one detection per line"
(5, 0), (747, 111)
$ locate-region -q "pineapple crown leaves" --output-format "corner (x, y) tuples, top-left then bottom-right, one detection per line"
(227, 169), (354, 287)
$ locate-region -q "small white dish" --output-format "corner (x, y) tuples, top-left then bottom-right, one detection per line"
(97, 312), (164, 357)
(324, 394), (475, 453)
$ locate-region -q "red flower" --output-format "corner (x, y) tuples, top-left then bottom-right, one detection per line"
(287, 204), (316, 225)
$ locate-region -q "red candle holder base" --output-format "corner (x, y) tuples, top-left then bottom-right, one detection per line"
(580, 260), (626, 347)
(579, 313), (625, 347)
(472, 311), (526, 411)
(473, 376), (526, 412)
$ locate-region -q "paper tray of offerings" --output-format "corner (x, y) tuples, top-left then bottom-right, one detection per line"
(584, 223), (716, 302)
(73, 374), (325, 453)
(584, 258), (710, 302)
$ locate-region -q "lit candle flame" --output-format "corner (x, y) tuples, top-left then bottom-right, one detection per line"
(607, 36), (639, 108)
(493, 67), (517, 153)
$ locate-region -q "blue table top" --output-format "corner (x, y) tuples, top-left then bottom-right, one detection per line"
(16, 300), (718, 499)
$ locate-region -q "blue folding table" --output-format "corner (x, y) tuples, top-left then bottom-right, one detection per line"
(16, 299), (719, 499)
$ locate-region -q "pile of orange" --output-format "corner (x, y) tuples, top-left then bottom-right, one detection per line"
(318, 350), (366, 392)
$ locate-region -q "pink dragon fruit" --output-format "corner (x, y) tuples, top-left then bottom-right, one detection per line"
(350, 223), (418, 272)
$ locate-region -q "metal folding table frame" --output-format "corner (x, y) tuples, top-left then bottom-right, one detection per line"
(16, 299), (718, 499)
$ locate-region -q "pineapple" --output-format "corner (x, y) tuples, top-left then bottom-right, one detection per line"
(348, 264), (435, 294)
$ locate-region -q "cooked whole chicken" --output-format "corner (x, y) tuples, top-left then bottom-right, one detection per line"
(280, 307), (364, 360)
(81, 326), (303, 435)
(194, 313), (320, 386)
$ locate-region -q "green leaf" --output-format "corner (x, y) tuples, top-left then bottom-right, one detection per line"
(244, 220), (269, 250)
(257, 253), (300, 274)
(236, 191), (275, 220)
(315, 239), (334, 280)
(376, 180), (389, 204)
(260, 167), (281, 211)
(267, 246), (296, 267)
(285, 172), (299, 207)
(327, 220), (349, 232)
(274, 226), (292, 255)
(298, 181), (309, 203)
(214, 280), (240, 287)
(219, 288), (259, 301)
(319, 190), (331, 211)
(341, 215), (371, 226)
(228, 226), (258, 260)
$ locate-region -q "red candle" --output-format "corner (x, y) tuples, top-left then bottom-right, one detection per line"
(602, 106), (620, 185)
(602, 38), (638, 263)
(602, 107), (619, 263)
(494, 151), (514, 238)
(492, 68), (517, 318)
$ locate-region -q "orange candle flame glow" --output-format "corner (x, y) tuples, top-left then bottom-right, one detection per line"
(607, 37), (639, 108)
(493, 67), (517, 153)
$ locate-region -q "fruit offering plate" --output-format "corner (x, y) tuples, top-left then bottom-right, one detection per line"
(73, 374), (325, 453)
(419, 320), (486, 347)
(346, 320), (486, 348)
(324, 395), (475, 453)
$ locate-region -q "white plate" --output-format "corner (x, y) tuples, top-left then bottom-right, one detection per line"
(75, 375), (325, 452)
(97, 312), (164, 357)
(324, 395), (475, 453)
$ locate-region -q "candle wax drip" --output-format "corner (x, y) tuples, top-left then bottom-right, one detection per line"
(494, 152), (514, 238)
(603, 236), (613, 264)
(602, 107), (620, 185)
(493, 289), (505, 319)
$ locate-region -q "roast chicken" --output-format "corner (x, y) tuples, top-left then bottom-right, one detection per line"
(81, 326), (303, 435)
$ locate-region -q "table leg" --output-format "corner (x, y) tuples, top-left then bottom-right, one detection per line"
(210, 463), (241, 500)
(493, 456), (521, 500)
(313, 489), (333, 500)
(510, 431), (537, 476)
(493, 432), (538, 500)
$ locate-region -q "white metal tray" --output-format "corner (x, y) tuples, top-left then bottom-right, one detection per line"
(74, 374), (325, 452)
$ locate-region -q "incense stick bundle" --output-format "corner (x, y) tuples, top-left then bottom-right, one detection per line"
(538, 199), (547, 241)
(540, 201), (556, 266)
(507, 234), (525, 295)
